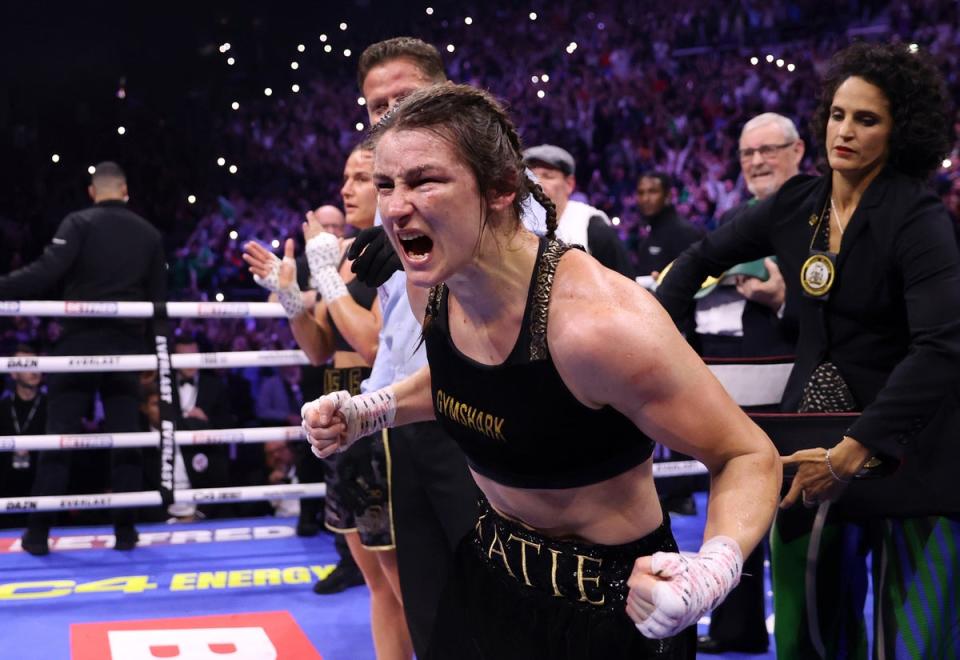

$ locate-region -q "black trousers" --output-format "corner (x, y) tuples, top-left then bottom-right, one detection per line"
(389, 421), (479, 658)
(28, 331), (145, 532)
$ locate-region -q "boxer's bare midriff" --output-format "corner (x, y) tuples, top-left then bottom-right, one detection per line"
(474, 458), (664, 546)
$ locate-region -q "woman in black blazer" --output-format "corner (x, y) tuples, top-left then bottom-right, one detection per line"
(658, 42), (960, 659)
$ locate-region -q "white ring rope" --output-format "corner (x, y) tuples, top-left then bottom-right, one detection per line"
(0, 483), (327, 513)
(0, 464), (707, 514)
(0, 426), (304, 452)
(0, 300), (287, 319)
(0, 350), (310, 373)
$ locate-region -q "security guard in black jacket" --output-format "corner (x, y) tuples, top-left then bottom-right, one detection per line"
(0, 161), (166, 555)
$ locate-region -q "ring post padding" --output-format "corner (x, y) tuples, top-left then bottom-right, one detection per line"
(153, 323), (178, 507)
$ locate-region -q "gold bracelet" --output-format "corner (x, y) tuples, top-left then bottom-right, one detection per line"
(825, 447), (851, 484)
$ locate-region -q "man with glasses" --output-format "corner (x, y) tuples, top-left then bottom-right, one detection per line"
(691, 113), (802, 360)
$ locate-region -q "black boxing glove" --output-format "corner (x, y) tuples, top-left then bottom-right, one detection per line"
(347, 225), (403, 287)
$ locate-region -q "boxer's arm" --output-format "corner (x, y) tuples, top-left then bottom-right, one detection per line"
(550, 252), (780, 558)
(391, 365), (436, 426)
(301, 365), (435, 457)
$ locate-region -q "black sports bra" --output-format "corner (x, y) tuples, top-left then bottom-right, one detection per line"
(423, 238), (654, 489)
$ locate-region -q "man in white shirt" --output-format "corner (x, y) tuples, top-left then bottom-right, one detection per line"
(523, 144), (635, 278)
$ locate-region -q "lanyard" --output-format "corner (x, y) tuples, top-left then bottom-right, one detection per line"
(11, 393), (42, 434)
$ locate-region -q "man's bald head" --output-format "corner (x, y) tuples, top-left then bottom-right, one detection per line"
(88, 161), (128, 203)
(314, 205), (346, 237)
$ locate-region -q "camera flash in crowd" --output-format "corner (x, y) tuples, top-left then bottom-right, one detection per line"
(51, 154), (60, 163)
(229, 165), (238, 174)
(187, 195), (197, 205)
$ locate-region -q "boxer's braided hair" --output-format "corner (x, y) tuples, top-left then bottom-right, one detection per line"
(369, 83), (557, 239)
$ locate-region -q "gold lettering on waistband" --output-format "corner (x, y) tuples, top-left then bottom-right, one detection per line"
(324, 370), (342, 394)
(575, 554), (605, 606)
(475, 513), (487, 544)
(548, 548), (564, 598)
(487, 527), (515, 578)
(507, 534), (542, 587)
(348, 369), (363, 395)
(435, 390), (507, 442)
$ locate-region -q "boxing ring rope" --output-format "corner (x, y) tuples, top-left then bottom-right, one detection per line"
(0, 300), (287, 319)
(0, 298), (793, 516)
(0, 350), (310, 373)
(0, 426), (305, 451)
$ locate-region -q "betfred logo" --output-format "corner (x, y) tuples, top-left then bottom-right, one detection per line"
(64, 301), (119, 315)
(71, 611), (322, 660)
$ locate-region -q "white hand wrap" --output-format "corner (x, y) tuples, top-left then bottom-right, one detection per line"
(305, 233), (347, 303)
(635, 536), (743, 639)
(253, 253), (304, 318)
(301, 387), (397, 457)
(252, 251), (282, 292)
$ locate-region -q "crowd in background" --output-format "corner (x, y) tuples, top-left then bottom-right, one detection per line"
(2, 1), (960, 507)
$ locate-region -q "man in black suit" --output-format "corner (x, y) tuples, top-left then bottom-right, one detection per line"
(691, 113), (801, 361)
(0, 162), (166, 555)
(168, 334), (233, 519)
